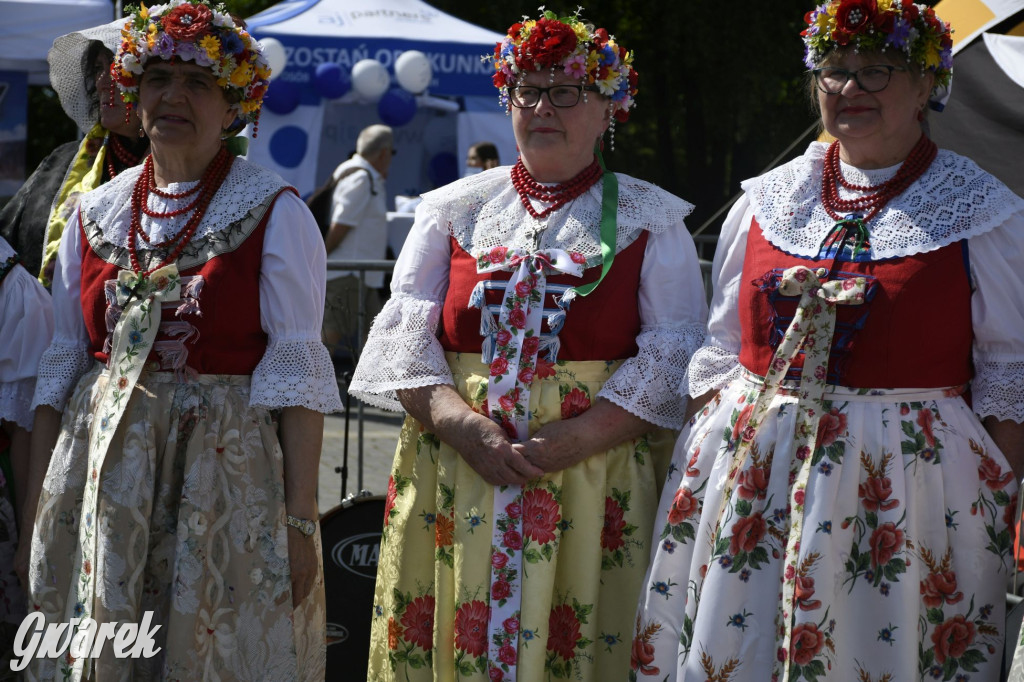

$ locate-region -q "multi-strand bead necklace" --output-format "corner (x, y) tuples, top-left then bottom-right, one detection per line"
(510, 158), (604, 219)
(820, 134), (937, 223)
(128, 146), (233, 275)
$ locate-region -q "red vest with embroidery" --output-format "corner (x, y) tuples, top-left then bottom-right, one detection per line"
(438, 233), (648, 360)
(737, 218), (973, 387)
(80, 211), (273, 376)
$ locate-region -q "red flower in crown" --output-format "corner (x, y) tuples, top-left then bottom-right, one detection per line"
(518, 18), (578, 70)
(162, 3), (214, 42)
(835, 0), (878, 36)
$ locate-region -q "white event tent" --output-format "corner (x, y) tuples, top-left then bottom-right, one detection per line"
(0, 0), (113, 84)
(244, 0), (517, 208)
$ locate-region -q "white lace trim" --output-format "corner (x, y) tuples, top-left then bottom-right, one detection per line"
(32, 342), (94, 411)
(0, 378), (36, 429)
(421, 168), (694, 267)
(79, 157), (289, 248)
(250, 338), (343, 414)
(683, 341), (742, 398)
(973, 355), (1024, 423)
(597, 322), (706, 430)
(744, 142), (1024, 259)
(349, 293), (452, 412)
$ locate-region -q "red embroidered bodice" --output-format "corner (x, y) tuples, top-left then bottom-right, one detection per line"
(737, 218), (973, 388)
(438, 233), (649, 361)
(80, 209), (275, 377)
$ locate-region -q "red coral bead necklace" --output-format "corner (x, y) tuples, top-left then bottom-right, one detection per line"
(105, 134), (143, 179)
(820, 134), (936, 224)
(129, 146), (233, 275)
(511, 157), (604, 219)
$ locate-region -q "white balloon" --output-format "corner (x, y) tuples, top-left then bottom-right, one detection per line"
(394, 50), (432, 94)
(259, 37), (287, 80)
(351, 59), (391, 102)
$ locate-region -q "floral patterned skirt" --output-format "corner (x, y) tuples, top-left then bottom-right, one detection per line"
(632, 371), (1018, 682)
(26, 364), (325, 682)
(367, 352), (676, 681)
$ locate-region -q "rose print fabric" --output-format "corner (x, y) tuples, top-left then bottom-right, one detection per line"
(633, 373), (1017, 681)
(472, 245), (587, 681)
(368, 353), (675, 681)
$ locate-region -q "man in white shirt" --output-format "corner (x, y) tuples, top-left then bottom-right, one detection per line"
(323, 124), (393, 358)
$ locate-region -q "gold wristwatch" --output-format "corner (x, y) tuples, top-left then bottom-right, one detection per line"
(286, 514), (317, 537)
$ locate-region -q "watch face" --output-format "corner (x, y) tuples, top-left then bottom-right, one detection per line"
(289, 517), (316, 536)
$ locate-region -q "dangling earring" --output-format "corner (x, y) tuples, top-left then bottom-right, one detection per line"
(607, 118), (616, 152)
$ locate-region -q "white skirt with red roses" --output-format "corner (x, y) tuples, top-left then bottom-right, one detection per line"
(367, 353), (677, 682)
(632, 370), (1018, 682)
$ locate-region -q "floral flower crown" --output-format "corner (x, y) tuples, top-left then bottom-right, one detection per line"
(491, 8), (638, 122)
(802, 0), (953, 90)
(113, 0), (271, 127)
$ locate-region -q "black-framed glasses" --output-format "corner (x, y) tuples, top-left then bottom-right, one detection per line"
(508, 84), (601, 108)
(811, 64), (907, 94)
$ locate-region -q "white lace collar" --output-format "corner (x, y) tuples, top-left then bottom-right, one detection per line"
(743, 142), (1024, 259)
(420, 166), (694, 265)
(79, 156), (289, 249)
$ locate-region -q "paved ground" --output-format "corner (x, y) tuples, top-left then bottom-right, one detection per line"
(318, 401), (404, 512)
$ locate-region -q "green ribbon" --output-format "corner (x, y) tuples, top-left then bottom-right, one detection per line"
(821, 216), (871, 259)
(571, 150), (618, 298)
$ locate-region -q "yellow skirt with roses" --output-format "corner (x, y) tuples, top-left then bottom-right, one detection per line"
(367, 353), (675, 681)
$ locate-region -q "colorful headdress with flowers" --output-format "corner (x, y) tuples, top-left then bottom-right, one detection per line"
(113, 0), (271, 128)
(802, 0), (953, 92)
(491, 8), (638, 122)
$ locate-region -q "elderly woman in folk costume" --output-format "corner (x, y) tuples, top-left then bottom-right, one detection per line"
(349, 9), (708, 681)
(0, 19), (149, 284)
(632, 2), (1024, 680)
(19, 2), (342, 680)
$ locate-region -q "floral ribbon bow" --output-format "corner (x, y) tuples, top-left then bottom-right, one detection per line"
(712, 265), (866, 682)
(472, 246), (585, 681)
(65, 264), (180, 681)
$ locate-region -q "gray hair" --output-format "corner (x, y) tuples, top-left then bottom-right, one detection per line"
(356, 124), (394, 158)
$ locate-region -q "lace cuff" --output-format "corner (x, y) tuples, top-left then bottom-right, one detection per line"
(349, 293), (454, 411)
(0, 378), (37, 429)
(682, 341), (742, 398)
(597, 323), (706, 430)
(972, 355), (1024, 422)
(250, 338), (343, 413)
(31, 342), (94, 411)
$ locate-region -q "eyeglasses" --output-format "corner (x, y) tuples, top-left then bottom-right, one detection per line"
(811, 65), (907, 94)
(508, 84), (601, 108)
